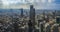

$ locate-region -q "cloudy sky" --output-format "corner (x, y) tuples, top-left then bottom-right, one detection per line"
(0, 0), (60, 10)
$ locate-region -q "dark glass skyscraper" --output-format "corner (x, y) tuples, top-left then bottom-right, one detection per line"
(28, 5), (35, 32)
(21, 8), (23, 17)
(30, 5), (35, 23)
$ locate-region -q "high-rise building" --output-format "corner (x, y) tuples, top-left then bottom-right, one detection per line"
(30, 5), (35, 24)
(13, 18), (19, 32)
(20, 8), (23, 17)
(56, 11), (60, 24)
(28, 5), (35, 32)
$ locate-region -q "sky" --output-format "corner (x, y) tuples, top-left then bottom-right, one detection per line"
(0, 0), (60, 10)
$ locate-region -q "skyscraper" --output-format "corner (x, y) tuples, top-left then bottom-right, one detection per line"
(20, 8), (23, 17)
(29, 5), (35, 32)
(30, 5), (35, 23)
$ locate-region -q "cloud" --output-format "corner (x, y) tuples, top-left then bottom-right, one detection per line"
(41, 0), (47, 3)
(35, 3), (60, 10)
(2, 0), (9, 5)
(0, 0), (60, 10)
(1, 0), (55, 5)
(48, 0), (52, 3)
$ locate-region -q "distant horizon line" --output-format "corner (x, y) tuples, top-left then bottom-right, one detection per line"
(0, 8), (60, 10)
